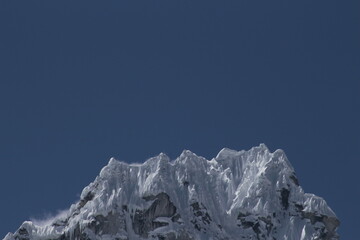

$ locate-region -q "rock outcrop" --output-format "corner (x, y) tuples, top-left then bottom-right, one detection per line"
(3, 144), (340, 240)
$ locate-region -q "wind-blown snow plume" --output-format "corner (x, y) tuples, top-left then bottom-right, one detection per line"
(4, 144), (339, 240)
(30, 209), (69, 227)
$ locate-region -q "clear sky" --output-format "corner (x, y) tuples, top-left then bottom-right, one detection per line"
(0, 1), (359, 239)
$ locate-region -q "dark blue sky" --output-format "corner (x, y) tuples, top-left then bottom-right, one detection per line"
(0, 1), (359, 238)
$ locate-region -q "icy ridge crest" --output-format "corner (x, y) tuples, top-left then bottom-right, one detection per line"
(4, 144), (339, 240)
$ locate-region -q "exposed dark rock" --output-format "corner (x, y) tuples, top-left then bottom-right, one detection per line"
(322, 216), (340, 237)
(14, 228), (29, 240)
(302, 211), (340, 240)
(190, 202), (212, 225)
(132, 192), (178, 238)
(237, 213), (275, 238)
(280, 188), (290, 210)
(295, 203), (304, 212)
(259, 216), (274, 236)
(252, 222), (261, 240)
(240, 220), (254, 229)
(302, 212), (324, 225)
(78, 191), (94, 209)
(189, 202), (214, 233)
(17, 228), (28, 237)
(289, 174), (299, 186)
(4, 147), (340, 240)
(237, 212), (250, 219)
(88, 211), (126, 236)
(122, 205), (128, 212)
(237, 212), (254, 229)
(51, 219), (68, 227)
(66, 223), (90, 240)
(154, 231), (194, 240)
(191, 202), (201, 211)
(171, 213), (181, 223)
(190, 220), (201, 231)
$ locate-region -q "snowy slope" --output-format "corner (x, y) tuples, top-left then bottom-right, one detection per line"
(4, 144), (339, 240)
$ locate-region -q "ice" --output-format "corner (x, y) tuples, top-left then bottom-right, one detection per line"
(4, 144), (339, 240)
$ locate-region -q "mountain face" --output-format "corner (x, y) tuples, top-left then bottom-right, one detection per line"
(4, 144), (339, 240)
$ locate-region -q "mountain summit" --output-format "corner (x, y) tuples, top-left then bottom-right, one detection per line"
(4, 144), (339, 240)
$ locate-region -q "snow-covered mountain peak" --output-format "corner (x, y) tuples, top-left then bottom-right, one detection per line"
(215, 147), (240, 160)
(4, 145), (339, 240)
(178, 149), (200, 160)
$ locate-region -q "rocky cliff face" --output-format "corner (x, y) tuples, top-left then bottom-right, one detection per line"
(4, 144), (340, 240)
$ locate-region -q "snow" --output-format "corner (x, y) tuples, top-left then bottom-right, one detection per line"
(4, 144), (339, 240)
